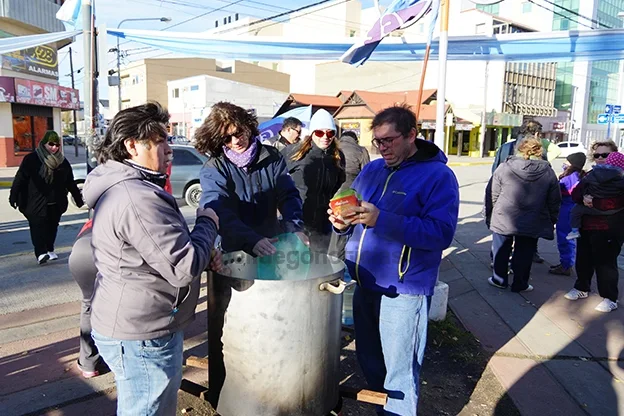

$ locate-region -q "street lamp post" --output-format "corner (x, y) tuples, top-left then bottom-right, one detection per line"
(116, 17), (171, 112)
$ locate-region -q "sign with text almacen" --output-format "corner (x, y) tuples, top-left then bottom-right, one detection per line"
(2, 45), (59, 79)
(15, 78), (80, 110)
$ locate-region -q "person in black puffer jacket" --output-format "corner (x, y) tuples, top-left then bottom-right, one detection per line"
(283, 109), (345, 253)
(9, 131), (84, 264)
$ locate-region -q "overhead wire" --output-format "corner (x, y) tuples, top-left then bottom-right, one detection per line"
(526, 0), (594, 30)
(538, 0), (610, 29)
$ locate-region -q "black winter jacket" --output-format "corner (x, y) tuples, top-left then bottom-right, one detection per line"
(9, 152), (83, 217)
(283, 142), (346, 234)
(338, 136), (370, 191)
(200, 144), (304, 255)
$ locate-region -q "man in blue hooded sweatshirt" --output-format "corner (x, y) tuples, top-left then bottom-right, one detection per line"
(329, 104), (459, 415)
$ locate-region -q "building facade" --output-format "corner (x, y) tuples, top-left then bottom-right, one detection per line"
(167, 75), (289, 138)
(110, 58), (290, 115)
(0, 0), (80, 167)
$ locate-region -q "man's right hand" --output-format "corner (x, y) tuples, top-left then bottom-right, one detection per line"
(9, 200), (17, 210)
(253, 238), (278, 257)
(583, 195), (594, 208)
(196, 206), (219, 230)
(328, 208), (350, 231)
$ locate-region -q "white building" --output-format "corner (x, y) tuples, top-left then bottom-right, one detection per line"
(167, 75), (288, 138)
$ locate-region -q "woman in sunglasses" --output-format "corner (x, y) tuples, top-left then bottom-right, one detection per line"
(589, 140), (618, 166)
(283, 109), (346, 253)
(197, 102), (307, 258)
(9, 130), (83, 264)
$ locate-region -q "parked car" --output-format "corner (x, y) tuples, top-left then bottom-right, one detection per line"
(69, 144), (208, 209)
(63, 135), (76, 146)
(556, 141), (587, 158)
(167, 135), (190, 145)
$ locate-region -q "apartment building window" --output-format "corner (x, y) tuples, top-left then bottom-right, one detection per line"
(272, 63), (279, 71)
(476, 4), (500, 15)
(190, 85), (199, 91)
(349, 30), (356, 37)
(522, 2), (532, 13)
(131, 75), (141, 85)
(475, 23), (486, 34)
(172, 88), (179, 98)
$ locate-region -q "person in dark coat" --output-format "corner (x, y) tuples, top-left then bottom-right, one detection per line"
(485, 137), (561, 292)
(9, 130), (83, 264)
(329, 131), (370, 261)
(197, 101), (307, 256)
(564, 151), (624, 313)
(68, 219), (108, 379)
(272, 117), (303, 151)
(282, 109), (345, 253)
(336, 131), (370, 191)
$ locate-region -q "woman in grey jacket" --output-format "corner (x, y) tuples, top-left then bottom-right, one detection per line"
(82, 103), (219, 416)
(485, 137), (561, 292)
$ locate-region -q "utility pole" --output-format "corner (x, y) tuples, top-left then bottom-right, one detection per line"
(82, 0), (98, 173)
(434, 0), (450, 152)
(69, 47), (79, 158)
(479, 60), (489, 158)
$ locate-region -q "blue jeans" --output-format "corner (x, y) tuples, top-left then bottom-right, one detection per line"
(556, 200), (576, 269)
(353, 286), (430, 416)
(92, 330), (184, 416)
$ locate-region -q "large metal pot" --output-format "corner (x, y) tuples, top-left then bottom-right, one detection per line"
(207, 250), (349, 416)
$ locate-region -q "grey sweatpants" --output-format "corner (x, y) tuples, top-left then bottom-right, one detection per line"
(68, 233), (101, 372)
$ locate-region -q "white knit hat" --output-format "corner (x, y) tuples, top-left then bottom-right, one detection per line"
(308, 109), (336, 132)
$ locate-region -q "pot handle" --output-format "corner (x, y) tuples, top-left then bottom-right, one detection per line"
(319, 279), (356, 295)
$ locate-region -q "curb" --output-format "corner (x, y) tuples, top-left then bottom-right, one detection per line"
(447, 161), (492, 167)
(0, 181), (12, 187)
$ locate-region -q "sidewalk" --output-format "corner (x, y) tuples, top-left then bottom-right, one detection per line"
(443, 218), (624, 415)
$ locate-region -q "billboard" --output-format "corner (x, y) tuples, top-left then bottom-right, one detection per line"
(15, 78), (80, 110)
(2, 45), (59, 79)
(0, 76), (15, 103)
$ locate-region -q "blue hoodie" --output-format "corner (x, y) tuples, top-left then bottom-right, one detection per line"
(341, 139), (459, 296)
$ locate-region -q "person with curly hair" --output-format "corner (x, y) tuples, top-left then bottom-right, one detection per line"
(282, 109), (346, 253)
(485, 137), (561, 292)
(197, 101), (307, 257)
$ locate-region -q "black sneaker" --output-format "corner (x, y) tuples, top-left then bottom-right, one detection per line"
(533, 253), (545, 264)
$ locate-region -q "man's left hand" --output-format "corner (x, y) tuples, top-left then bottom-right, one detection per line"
(351, 201), (380, 227)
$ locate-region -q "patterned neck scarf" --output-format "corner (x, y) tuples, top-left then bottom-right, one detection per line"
(223, 138), (259, 171)
(124, 160), (168, 188)
(35, 140), (65, 184)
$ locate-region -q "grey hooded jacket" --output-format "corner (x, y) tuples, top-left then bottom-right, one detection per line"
(485, 157), (561, 240)
(83, 161), (218, 340)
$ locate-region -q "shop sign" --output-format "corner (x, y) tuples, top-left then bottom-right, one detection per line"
(341, 122), (361, 136)
(552, 122), (566, 132)
(456, 123), (474, 131)
(15, 78), (80, 110)
(2, 45), (59, 79)
(421, 121), (436, 130)
(0, 76), (15, 102)
(485, 112), (522, 127)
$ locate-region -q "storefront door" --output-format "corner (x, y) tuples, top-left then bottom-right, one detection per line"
(11, 104), (53, 153)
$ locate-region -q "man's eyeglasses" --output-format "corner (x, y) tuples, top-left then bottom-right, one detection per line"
(313, 130), (335, 139)
(594, 153), (610, 159)
(372, 134), (402, 149)
(47, 142), (60, 148)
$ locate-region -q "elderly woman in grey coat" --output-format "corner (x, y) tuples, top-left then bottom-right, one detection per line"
(485, 137), (561, 292)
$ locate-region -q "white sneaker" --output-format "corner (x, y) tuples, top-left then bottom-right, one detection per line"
(520, 285), (534, 293)
(594, 298), (618, 313)
(37, 253), (50, 265)
(488, 276), (507, 289)
(48, 252), (59, 261)
(564, 288), (589, 300)
(566, 231), (580, 240)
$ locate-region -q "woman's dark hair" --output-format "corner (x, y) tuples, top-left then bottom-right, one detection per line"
(371, 103), (417, 137)
(96, 102), (169, 164)
(291, 135), (343, 170)
(194, 102), (259, 157)
(559, 165), (586, 180)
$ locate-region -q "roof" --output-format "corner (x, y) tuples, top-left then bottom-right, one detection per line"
(334, 89), (440, 120)
(288, 93), (342, 108)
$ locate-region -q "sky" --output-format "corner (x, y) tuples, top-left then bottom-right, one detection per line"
(57, 0), (384, 100)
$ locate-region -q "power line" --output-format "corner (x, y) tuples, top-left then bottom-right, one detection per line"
(538, 0), (609, 29)
(527, 0), (594, 30)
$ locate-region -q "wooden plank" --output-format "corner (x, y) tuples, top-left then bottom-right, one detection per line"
(186, 356), (209, 369)
(339, 386), (388, 405)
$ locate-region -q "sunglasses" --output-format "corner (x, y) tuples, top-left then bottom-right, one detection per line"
(594, 153), (610, 159)
(313, 130), (335, 139)
(47, 142), (60, 148)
